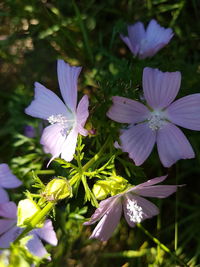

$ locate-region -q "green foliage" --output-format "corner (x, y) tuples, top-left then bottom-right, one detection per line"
(0, 241), (44, 267)
(0, 0), (200, 266)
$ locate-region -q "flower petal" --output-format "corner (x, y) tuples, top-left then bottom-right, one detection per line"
(0, 164), (22, 188)
(157, 122), (195, 167)
(89, 201), (122, 241)
(0, 226), (22, 248)
(133, 185), (178, 198)
(120, 123), (156, 166)
(128, 22), (145, 52)
(26, 233), (50, 259)
(0, 202), (17, 218)
(107, 96), (150, 124)
(0, 219), (16, 235)
(0, 187), (9, 203)
(144, 19), (173, 57)
(120, 34), (136, 55)
(143, 68), (181, 109)
(166, 94), (200, 130)
(60, 128), (79, 162)
(129, 176), (168, 190)
(25, 82), (69, 120)
(120, 22), (145, 55)
(40, 124), (66, 160)
(35, 220), (57, 246)
(57, 60), (82, 112)
(76, 95), (89, 136)
(146, 20), (173, 42)
(84, 195), (120, 225)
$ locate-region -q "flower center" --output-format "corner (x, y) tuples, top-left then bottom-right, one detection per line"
(148, 110), (166, 131)
(48, 114), (69, 125)
(47, 114), (75, 136)
(126, 198), (143, 223)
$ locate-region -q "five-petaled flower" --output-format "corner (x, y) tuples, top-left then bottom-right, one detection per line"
(25, 60), (89, 164)
(0, 164), (22, 203)
(84, 176), (178, 241)
(120, 19), (173, 59)
(107, 67), (200, 167)
(0, 202), (57, 259)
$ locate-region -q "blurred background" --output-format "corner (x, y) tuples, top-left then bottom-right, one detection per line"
(0, 0), (200, 266)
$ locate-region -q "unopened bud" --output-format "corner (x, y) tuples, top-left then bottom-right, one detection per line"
(43, 177), (72, 201)
(93, 183), (109, 200)
(17, 199), (41, 227)
(93, 176), (128, 200)
(109, 176), (128, 195)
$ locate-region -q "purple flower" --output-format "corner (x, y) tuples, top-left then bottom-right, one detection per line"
(120, 19), (173, 59)
(107, 67), (200, 167)
(84, 176), (178, 241)
(24, 125), (36, 138)
(0, 202), (57, 259)
(25, 60), (89, 164)
(0, 164), (22, 203)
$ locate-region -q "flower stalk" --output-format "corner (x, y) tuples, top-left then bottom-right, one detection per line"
(69, 136), (112, 186)
(13, 136), (111, 245)
(14, 202), (55, 244)
(137, 223), (188, 267)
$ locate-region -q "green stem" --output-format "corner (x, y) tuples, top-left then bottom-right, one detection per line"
(83, 137), (111, 171)
(69, 136), (111, 186)
(72, 0), (93, 63)
(14, 135), (111, 246)
(76, 139), (83, 173)
(137, 224), (188, 266)
(146, 0), (152, 11)
(14, 202), (55, 244)
(156, 205), (161, 264)
(101, 249), (147, 258)
(14, 137), (111, 244)
(175, 164), (179, 251)
(35, 170), (55, 175)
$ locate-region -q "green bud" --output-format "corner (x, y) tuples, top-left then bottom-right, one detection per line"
(111, 175), (127, 183)
(43, 177), (72, 201)
(92, 183), (109, 200)
(92, 176), (128, 200)
(109, 176), (128, 195)
(17, 199), (41, 228)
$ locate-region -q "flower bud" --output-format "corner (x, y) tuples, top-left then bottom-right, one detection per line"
(17, 199), (41, 227)
(93, 176), (128, 200)
(93, 183), (109, 200)
(43, 177), (72, 201)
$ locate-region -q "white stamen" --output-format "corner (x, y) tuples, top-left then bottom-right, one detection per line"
(126, 199), (143, 223)
(148, 110), (166, 131)
(47, 114), (75, 136)
(48, 114), (69, 125)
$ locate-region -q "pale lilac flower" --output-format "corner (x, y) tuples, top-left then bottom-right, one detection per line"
(84, 176), (178, 241)
(120, 19), (173, 59)
(107, 67), (200, 167)
(0, 164), (22, 203)
(25, 60), (89, 164)
(0, 202), (57, 259)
